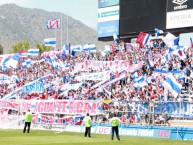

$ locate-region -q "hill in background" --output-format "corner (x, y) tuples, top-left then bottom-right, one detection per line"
(0, 4), (106, 54)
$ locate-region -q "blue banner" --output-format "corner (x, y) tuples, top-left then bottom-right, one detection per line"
(97, 20), (119, 37)
(23, 81), (44, 93)
(98, 0), (119, 8)
(154, 102), (188, 116)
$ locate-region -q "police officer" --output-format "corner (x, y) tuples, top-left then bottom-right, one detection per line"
(83, 113), (92, 137)
(23, 109), (32, 133)
(110, 113), (121, 141)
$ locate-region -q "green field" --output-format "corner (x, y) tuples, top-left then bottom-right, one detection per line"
(0, 130), (192, 145)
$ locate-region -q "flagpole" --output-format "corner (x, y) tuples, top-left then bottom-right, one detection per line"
(54, 12), (57, 51)
(61, 15), (63, 50)
(67, 14), (70, 60)
(67, 14), (68, 45)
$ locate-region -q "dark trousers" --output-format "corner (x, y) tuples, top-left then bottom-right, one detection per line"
(23, 122), (31, 133)
(85, 127), (91, 137)
(111, 126), (120, 140)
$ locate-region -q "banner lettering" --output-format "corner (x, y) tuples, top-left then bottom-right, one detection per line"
(20, 100), (102, 115)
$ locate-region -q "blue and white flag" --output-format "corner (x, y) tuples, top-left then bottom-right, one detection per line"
(163, 75), (182, 98)
(44, 38), (56, 47)
(162, 33), (179, 47)
(147, 59), (154, 68)
(0, 74), (11, 84)
(28, 49), (39, 56)
(71, 45), (82, 52)
(190, 37), (193, 48)
(103, 87), (112, 97)
(169, 45), (184, 53)
(45, 56), (61, 69)
(62, 44), (70, 56)
(61, 83), (83, 91)
(1, 54), (20, 69)
(165, 53), (171, 61)
(154, 28), (163, 37)
(0, 56), (11, 69)
(133, 76), (147, 88)
(83, 44), (96, 52)
(11, 75), (19, 83)
(169, 45), (186, 60)
(113, 33), (119, 43)
(2, 87), (22, 100)
(22, 59), (35, 69)
(75, 71), (110, 81)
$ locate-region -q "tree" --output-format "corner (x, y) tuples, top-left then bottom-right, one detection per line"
(10, 41), (30, 53)
(0, 44), (3, 54)
(36, 43), (51, 55)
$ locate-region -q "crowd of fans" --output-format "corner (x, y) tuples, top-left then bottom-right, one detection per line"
(1, 37), (193, 125)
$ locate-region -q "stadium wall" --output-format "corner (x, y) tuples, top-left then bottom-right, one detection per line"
(61, 124), (193, 141)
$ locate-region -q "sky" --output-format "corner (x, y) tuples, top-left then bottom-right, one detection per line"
(0, 0), (98, 29)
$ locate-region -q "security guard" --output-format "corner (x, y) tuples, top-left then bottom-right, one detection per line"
(83, 113), (92, 137)
(23, 109), (32, 133)
(110, 113), (121, 141)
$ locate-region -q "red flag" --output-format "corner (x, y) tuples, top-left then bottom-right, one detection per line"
(178, 50), (182, 56)
(136, 32), (146, 44)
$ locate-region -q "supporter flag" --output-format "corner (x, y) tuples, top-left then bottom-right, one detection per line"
(103, 100), (113, 106)
(146, 59), (154, 68)
(165, 53), (171, 61)
(113, 33), (119, 43)
(44, 38), (56, 47)
(46, 56), (60, 69)
(11, 75), (19, 83)
(190, 37), (193, 48)
(47, 19), (60, 29)
(174, 37), (179, 45)
(18, 51), (28, 58)
(162, 33), (179, 47)
(133, 76), (147, 88)
(0, 74), (11, 84)
(69, 43), (76, 56)
(169, 45), (186, 60)
(0, 56), (11, 69)
(177, 50), (186, 60)
(10, 54), (20, 67)
(71, 116), (84, 125)
(102, 99), (113, 109)
(83, 44), (96, 52)
(62, 44), (70, 56)
(1, 54), (20, 69)
(22, 59), (35, 69)
(154, 28), (163, 37)
(163, 75), (182, 98)
(71, 45), (82, 52)
(136, 32), (151, 46)
(2, 87), (23, 100)
(28, 49), (39, 56)
(103, 88), (112, 97)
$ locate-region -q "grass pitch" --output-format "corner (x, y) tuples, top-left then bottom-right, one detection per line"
(0, 130), (192, 145)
